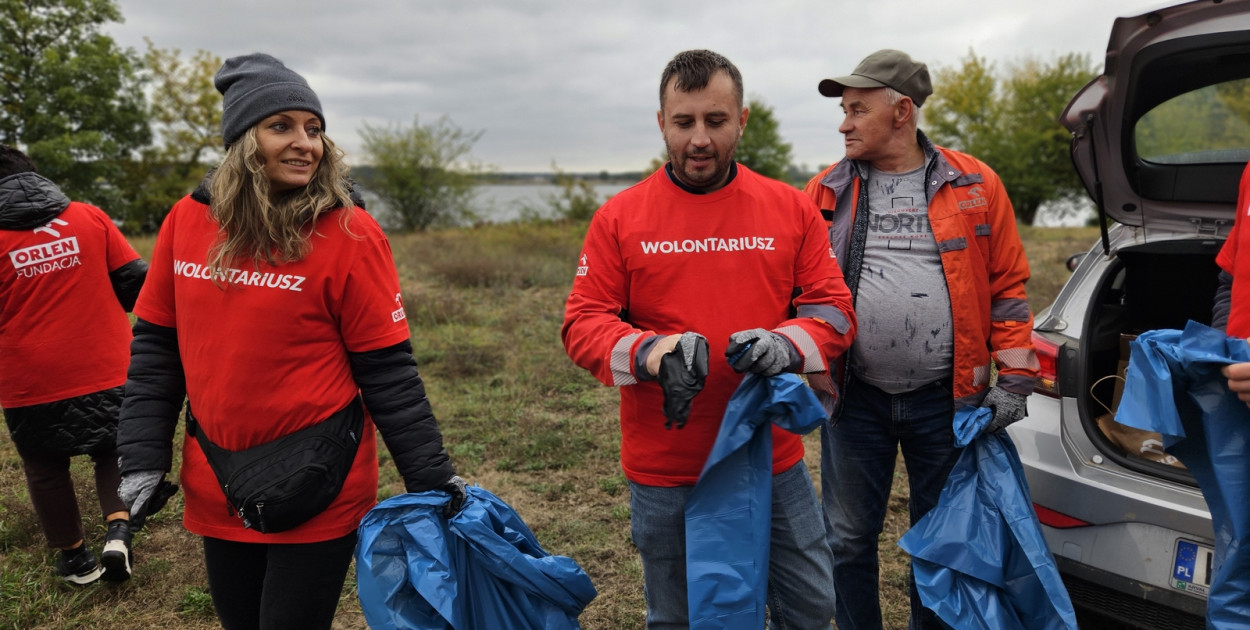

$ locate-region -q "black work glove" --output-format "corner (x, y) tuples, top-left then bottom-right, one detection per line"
(118, 470), (179, 530)
(657, 332), (709, 430)
(440, 475), (469, 518)
(726, 328), (794, 376)
(980, 386), (1029, 435)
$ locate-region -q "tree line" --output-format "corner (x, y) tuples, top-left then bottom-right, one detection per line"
(11, 0), (1230, 231)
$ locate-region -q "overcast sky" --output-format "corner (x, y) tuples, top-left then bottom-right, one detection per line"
(107, 0), (1169, 173)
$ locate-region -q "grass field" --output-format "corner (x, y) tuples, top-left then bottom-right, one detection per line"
(0, 220), (1100, 630)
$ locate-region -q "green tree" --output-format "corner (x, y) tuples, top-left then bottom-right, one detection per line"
(1216, 78), (1250, 128)
(1135, 79), (1250, 163)
(114, 41), (222, 232)
(528, 162), (601, 222)
(358, 115), (487, 231)
(0, 0), (150, 209)
(641, 150), (666, 180)
(926, 50), (1097, 225)
(736, 96), (794, 181)
(925, 52), (1001, 162)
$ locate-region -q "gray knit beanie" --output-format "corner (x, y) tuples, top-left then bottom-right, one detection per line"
(214, 53), (325, 147)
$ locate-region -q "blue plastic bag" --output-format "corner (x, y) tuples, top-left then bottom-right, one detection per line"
(1118, 320), (1250, 629)
(355, 486), (597, 630)
(684, 373), (828, 630)
(898, 408), (1079, 630)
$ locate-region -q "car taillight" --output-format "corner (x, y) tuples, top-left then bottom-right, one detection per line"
(1033, 503), (1090, 528)
(1032, 331), (1061, 398)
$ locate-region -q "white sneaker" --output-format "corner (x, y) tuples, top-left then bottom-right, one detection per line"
(100, 520), (132, 582)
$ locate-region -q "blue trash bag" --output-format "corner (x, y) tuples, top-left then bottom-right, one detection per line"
(1117, 320), (1250, 629)
(685, 373), (828, 630)
(952, 405), (993, 448)
(355, 485), (597, 630)
(898, 407), (1079, 630)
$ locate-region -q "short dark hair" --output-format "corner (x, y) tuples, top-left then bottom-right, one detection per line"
(0, 144), (36, 180)
(659, 49), (744, 112)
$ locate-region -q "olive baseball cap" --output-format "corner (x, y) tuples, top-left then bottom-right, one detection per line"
(818, 49), (933, 107)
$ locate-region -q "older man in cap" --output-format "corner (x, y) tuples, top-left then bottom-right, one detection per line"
(803, 49), (1037, 629)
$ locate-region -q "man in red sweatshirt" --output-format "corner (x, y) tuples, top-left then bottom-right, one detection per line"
(562, 49), (856, 629)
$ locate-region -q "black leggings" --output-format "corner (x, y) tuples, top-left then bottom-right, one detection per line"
(202, 532), (357, 630)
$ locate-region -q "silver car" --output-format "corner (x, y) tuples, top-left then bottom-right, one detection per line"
(1006, 1), (1250, 628)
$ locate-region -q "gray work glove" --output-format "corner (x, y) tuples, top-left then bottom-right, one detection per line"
(440, 475), (469, 518)
(656, 332), (709, 430)
(981, 386), (1029, 435)
(725, 328), (794, 377)
(118, 470), (178, 530)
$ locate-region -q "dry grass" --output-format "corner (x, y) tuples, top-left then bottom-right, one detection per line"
(1019, 224), (1102, 316)
(0, 221), (1100, 630)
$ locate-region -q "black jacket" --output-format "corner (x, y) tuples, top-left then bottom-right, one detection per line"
(3, 387), (124, 456)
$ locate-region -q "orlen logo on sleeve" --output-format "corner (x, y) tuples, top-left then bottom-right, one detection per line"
(391, 293), (407, 323)
(9, 237), (80, 269)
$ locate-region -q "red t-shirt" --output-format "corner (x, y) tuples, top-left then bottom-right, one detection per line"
(563, 166), (854, 486)
(136, 197), (410, 543)
(0, 202), (139, 407)
(1218, 162), (1250, 338)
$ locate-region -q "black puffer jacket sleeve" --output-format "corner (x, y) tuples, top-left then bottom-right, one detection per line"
(109, 258), (149, 312)
(1213, 269), (1233, 332)
(349, 340), (455, 492)
(116, 318), (187, 474)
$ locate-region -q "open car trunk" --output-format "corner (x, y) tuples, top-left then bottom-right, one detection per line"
(1077, 236), (1223, 482)
(1059, 1), (1250, 481)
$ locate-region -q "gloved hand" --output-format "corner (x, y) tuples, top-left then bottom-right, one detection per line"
(118, 470), (179, 530)
(649, 332), (709, 430)
(981, 386), (1029, 434)
(726, 328), (793, 376)
(440, 475), (469, 518)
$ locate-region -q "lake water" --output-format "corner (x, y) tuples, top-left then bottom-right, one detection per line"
(367, 182), (1093, 227)
(473, 183), (633, 222)
(360, 183), (633, 226)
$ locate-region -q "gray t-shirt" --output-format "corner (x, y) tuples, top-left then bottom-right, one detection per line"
(851, 165), (954, 393)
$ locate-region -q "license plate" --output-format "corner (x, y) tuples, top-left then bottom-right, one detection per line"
(1171, 539), (1213, 597)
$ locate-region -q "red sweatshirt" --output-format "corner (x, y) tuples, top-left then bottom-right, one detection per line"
(563, 165), (856, 486)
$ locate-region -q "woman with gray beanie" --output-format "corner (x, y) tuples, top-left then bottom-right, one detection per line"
(114, 52), (467, 629)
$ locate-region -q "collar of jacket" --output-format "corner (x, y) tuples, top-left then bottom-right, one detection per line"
(818, 129), (963, 203)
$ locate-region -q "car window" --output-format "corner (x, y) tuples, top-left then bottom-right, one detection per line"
(1136, 77), (1250, 166)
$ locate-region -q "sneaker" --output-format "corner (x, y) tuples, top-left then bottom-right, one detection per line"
(100, 519), (133, 582)
(56, 544), (103, 585)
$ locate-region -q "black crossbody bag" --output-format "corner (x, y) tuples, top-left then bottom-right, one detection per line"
(187, 396), (364, 534)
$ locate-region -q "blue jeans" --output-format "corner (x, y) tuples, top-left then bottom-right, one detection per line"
(629, 460), (835, 629)
(820, 374), (959, 630)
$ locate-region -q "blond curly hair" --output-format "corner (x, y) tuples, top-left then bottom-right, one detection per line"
(206, 126), (356, 274)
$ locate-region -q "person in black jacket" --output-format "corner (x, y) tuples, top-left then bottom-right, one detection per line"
(0, 144), (148, 584)
(114, 53), (465, 629)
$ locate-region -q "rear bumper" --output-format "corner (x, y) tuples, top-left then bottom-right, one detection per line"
(1057, 555), (1206, 628)
(1010, 396), (1211, 538)
(1007, 395), (1214, 626)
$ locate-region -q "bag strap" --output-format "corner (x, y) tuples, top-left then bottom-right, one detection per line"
(188, 395), (364, 457)
(1089, 374), (1124, 417)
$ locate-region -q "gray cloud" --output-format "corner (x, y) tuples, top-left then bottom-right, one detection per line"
(109, 0), (1167, 172)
